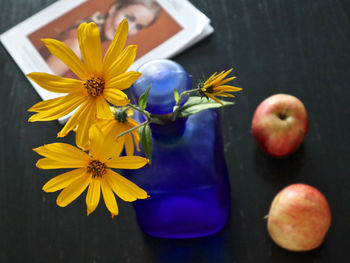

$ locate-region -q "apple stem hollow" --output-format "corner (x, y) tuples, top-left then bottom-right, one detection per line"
(277, 111), (288, 120)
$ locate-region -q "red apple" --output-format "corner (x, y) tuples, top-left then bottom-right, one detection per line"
(251, 94), (308, 157)
(267, 184), (331, 252)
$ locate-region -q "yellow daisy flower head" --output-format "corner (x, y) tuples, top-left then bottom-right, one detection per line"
(33, 125), (149, 218)
(98, 107), (140, 156)
(27, 19), (141, 150)
(199, 68), (242, 105)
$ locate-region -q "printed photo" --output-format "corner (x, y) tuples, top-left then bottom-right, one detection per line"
(1, 0), (213, 109)
(28, 0), (183, 78)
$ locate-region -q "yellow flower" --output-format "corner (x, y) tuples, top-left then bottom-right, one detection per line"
(200, 69), (242, 105)
(98, 107), (140, 156)
(27, 19), (141, 150)
(33, 125), (149, 217)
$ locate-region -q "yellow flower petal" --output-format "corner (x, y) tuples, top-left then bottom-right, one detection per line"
(98, 119), (119, 137)
(205, 72), (218, 84)
(56, 173), (91, 207)
(215, 92), (235, 98)
(206, 93), (224, 106)
(211, 70), (226, 81)
(75, 101), (97, 150)
(28, 93), (85, 122)
(127, 118), (139, 127)
(96, 96), (113, 119)
(111, 121), (124, 139)
(77, 23), (102, 75)
(89, 124), (124, 162)
(105, 71), (141, 90)
(109, 138), (125, 160)
(103, 19), (128, 73)
(204, 71), (224, 86)
(36, 158), (87, 169)
(57, 99), (92, 138)
(218, 76), (236, 85)
(42, 38), (88, 80)
(86, 177), (101, 215)
(201, 68), (241, 104)
(27, 72), (83, 93)
(214, 85), (242, 92)
(95, 119), (113, 130)
(110, 137), (125, 159)
(104, 45), (138, 81)
(104, 169), (148, 202)
(42, 168), (86, 192)
(33, 143), (90, 162)
(101, 177), (119, 217)
(106, 156), (148, 169)
(103, 89), (129, 107)
(104, 122), (125, 158)
(88, 124), (106, 160)
(28, 93), (79, 112)
(131, 129), (140, 152)
(212, 69), (233, 86)
(124, 134), (135, 156)
(28, 97), (63, 112)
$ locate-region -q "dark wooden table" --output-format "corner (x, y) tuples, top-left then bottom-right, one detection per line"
(1, 0), (349, 262)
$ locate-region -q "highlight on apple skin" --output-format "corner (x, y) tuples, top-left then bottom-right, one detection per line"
(251, 94), (308, 157)
(267, 184), (332, 252)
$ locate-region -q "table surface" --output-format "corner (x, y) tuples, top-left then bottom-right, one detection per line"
(0, 0), (349, 262)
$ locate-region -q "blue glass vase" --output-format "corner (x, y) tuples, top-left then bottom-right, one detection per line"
(126, 59), (230, 238)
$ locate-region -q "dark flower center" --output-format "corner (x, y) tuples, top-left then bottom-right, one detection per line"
(204, 85), (214, 93)
(84, 77), (105, 97)
(114, 108), (128, 123)
(87, 159), (106, 178)
(199, 85), (213, 98)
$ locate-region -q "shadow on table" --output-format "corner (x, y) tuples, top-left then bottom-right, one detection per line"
(142, 230), (231, 263)
(253, 143), (308, 184)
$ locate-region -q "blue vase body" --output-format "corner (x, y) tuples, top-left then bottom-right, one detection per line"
(126, 60), (230, 238)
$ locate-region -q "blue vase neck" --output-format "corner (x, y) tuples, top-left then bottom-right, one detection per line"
(150, 116), (188, 142)
(130, 59), (193, 143)
(130, 59), (192, 115)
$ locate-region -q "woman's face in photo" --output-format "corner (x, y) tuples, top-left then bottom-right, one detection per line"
(104, 4), (157, 40)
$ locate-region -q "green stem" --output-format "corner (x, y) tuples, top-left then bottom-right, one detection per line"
(127, 103), (151, 119)
(117, 119), (150, 138)
(117, 86), (199, 138)
(172, 88), (200, 120)
(117, 103), (151, 138)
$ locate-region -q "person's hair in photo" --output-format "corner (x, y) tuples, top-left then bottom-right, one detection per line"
(74, 0), (162, 40)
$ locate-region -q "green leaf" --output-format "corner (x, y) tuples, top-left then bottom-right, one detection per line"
(173, 88), (180, 104)
(138, 84), (152, 110)
(178, 96), (233, 118)
(139, 124), (153, 163)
